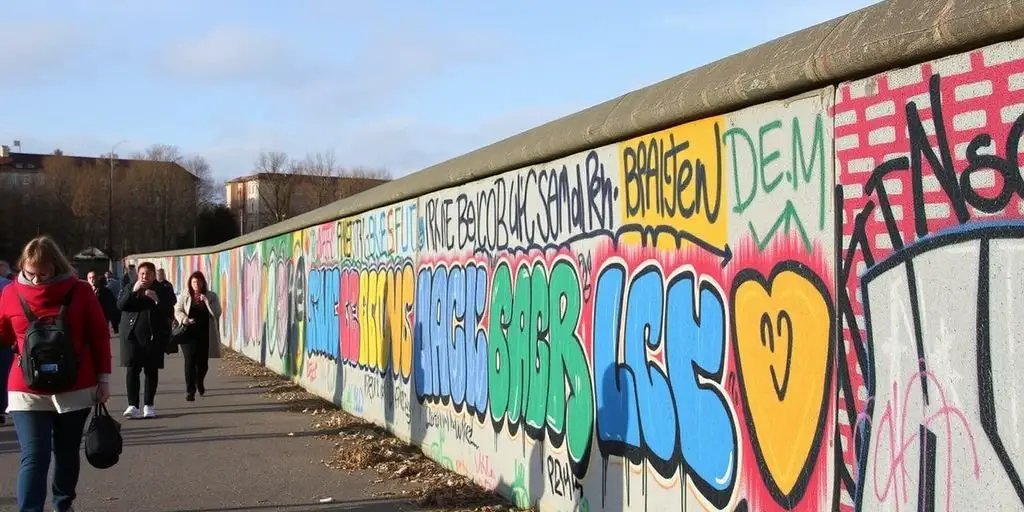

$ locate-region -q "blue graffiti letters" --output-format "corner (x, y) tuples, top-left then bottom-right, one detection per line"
(414, 263), (489, 419)
(593, 263), (737, 508)
(305, 266), (340, 359)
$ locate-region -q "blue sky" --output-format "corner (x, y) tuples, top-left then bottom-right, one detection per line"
(0, 0), (879, 183)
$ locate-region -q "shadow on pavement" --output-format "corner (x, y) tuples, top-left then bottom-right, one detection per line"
(0, 427), (18, 455)
(108, 388), (264, 400)
(141, 404), (301, 418)
(121, 429), (325, 447)
(164, 497), (414, 511)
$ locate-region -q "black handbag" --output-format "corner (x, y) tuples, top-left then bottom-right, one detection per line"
(84, 403), (123, 469)
(171, 321), (189, 344)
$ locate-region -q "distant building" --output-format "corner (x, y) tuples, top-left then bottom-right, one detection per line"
(0, 147), (45, 188)
(225, 173), (389, 234)
(0, 148), (196, 191)
(0, 148), (199, 262)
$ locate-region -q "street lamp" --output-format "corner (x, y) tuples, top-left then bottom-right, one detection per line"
(108, 140), (126, 271)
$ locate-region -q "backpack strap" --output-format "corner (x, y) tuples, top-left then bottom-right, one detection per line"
(16, 292), (37, 323)
(57, 286), (76, 323)
(17, 287), (76, 322)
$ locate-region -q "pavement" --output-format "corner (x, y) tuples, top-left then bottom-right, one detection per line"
(0, 335), (411, 512)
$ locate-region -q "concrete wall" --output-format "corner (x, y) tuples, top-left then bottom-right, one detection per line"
(130, 4), (1024, 510)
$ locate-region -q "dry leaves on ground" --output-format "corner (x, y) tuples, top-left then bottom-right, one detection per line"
(220, 349), (522, 512)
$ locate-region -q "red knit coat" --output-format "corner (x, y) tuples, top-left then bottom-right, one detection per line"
(0, 277), (112, 394)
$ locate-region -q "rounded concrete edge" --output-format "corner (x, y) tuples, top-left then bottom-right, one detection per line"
(130, 0), (1024, 260)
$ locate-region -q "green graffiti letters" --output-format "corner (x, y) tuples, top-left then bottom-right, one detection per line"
(488, 258), (594, 479)
(723, 113), (827, 252)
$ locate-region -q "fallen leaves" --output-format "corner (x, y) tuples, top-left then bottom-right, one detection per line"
(220, 348), (522, 512)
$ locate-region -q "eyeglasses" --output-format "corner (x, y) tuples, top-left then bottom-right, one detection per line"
(22, 269), (52, 283)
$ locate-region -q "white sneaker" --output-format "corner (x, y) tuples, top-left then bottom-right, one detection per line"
(123, 406), (141, 418)
(143, 405), (156, 418)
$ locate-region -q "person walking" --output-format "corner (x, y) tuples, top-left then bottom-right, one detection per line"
(0, 259), (14, 280)
(156, 268), (175, 296)
(173, 271), (222, 401)
(104, 270), (120, 297)
(87, 270), (119, 335)
(0, 272), (10, 426)
(0, 236), (112, 512)
(117, 261), (175, 419)
(103, 271), (121, 334)
(121, 264), (136, 288)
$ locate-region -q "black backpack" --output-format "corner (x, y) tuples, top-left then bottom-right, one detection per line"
(16, 288), (79, 393)
(84, 403), (122, 469)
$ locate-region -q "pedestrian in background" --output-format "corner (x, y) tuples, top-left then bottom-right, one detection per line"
(87, 270), (120, 334)
(174, 271), (222, 401)
(117, 261), (175, 418)
(121, 263), (136, 288)
(156, 268), (175, 296)
(0, 235), (112, 512)
(104, 270), (121, 299)
(0, 271), (10, 425)
(0, 260), (13, 280)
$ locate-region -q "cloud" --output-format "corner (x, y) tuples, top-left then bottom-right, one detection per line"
(165, 101), (577, 186)
(0, 22), (82, 85)
(156, 19), (502, 119)
(322, 103), (582, 177)
(158, 25), (314, 86)
(292, 22), (502, 123)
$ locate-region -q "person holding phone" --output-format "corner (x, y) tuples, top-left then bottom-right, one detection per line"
(117, 261), (175, 419)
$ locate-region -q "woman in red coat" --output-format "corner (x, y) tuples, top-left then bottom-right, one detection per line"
(0, 236), (112, 512)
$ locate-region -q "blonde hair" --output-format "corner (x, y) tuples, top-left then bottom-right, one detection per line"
(18, 236), (74, 276)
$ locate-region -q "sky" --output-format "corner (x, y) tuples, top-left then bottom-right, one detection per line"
(0, 0), (881, 184)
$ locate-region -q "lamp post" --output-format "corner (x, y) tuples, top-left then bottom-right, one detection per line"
(108, 140), (126, 271)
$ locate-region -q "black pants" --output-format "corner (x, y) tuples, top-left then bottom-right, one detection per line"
(126, 365), (159, 407)
(182, 339), (210, 395)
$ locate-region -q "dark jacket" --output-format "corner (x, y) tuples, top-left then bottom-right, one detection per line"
(94, 285), (119, 325)
(156, 279), (175, 297)
(117, 281), (176, 368)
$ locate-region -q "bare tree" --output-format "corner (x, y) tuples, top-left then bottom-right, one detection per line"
(131, 144), (199, 248)
(182, 154), (220, 206)
(253, 150), (297, 226)
(301, 150), (345, 208)
(341, 166), (391, 179)
(133, 143), (184, 164)
(37, 157), (87, 248)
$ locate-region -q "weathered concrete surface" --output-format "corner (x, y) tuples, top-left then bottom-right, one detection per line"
(0, 337), (410, 512)
(134, 0), (1024, 260)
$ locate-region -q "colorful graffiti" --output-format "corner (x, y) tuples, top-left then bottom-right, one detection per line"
(836, 43), (1024, 511)
(129, 36), (1024, 512)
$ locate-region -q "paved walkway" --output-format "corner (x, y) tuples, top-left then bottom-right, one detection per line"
(0, 336), (409, 512)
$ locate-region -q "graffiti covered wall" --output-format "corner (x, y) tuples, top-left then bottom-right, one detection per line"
(132, 37), (1024, 511)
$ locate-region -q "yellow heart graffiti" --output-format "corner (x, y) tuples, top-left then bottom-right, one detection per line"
(731, 261), (834, 505)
